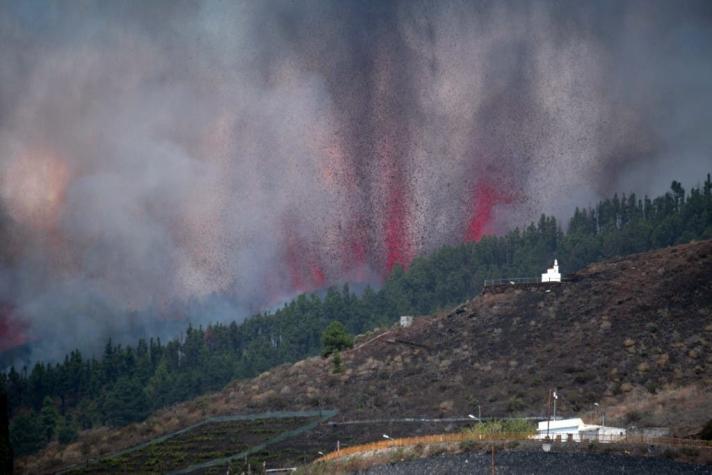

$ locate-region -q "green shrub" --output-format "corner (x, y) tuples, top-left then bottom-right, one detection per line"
(463, 418), (535, 437)
(321, 321), (354, 357)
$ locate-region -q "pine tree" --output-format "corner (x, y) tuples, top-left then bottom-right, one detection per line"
(321, 321), (354, 357)
(40, 397), (58, 442)
(57, 415), (78, 444)
(9, 410), (44, 456)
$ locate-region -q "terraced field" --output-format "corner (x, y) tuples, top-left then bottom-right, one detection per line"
(66, 416), (321, 474)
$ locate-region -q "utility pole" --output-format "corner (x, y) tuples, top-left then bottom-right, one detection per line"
(545, 389), (552, 439)
(553, 389), (558, 420)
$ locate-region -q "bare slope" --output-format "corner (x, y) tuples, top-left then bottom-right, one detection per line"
(24, 240), (712, 473)
(224, 239), (712, 428)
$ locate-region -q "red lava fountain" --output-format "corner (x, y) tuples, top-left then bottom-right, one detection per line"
(283, 217), (327, 294)
(384, 183), (410, 273)
(466, 179), (512, 242)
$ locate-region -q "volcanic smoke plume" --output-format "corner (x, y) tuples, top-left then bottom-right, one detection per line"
(0, 0), (711, 362)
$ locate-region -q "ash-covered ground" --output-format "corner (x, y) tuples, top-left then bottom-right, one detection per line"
(361, 451), (712, 474)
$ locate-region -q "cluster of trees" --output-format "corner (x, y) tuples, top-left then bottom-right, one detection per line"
(321, 321), (354, 374)
(3, 175), (712, 455)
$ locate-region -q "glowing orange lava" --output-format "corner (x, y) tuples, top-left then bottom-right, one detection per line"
(1, 149), (70, 230)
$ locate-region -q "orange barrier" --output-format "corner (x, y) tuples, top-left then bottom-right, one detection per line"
(315, 432), (712, 463)
(316, 432), (528, 462)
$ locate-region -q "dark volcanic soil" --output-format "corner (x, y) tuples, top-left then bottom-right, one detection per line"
(223, 239), (712, 433)
(361, 451), (712, 474)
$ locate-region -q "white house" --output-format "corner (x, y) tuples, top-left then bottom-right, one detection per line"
(541, 259), (561, 282)
(399, 316), (414, 328)
(579, 425), (627, 442)
(536, 418), (583, 439)
(536, 418), (626, 442)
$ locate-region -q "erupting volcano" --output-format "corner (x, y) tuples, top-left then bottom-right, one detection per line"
(1, 0), (710, 362)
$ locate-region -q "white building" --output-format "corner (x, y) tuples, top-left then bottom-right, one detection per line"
(400, 316), (414, 328)
(536, 418), (626, 442)
(541, 259), (561, 282)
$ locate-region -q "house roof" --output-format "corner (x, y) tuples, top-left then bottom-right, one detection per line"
(536, 418), (626, 433)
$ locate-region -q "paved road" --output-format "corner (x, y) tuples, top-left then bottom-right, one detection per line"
(360, 451), (712, 474)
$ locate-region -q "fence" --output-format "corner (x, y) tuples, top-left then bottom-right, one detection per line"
(483, 277), (543, 287)
(484, 277), (576, 287)
(315, 431), (712, 463)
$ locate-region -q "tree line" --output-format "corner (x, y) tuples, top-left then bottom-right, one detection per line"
(3, 174), (712, 455)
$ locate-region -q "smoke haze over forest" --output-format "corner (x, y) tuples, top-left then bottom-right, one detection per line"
(1, 0), (711, 362)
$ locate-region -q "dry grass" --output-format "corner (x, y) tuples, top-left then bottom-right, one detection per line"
(298, 444), (450, 474)
(604, 384), (712, 435)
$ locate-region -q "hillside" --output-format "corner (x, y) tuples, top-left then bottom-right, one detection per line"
(22, 239), (712, 473)
(214, 238), (712, 428)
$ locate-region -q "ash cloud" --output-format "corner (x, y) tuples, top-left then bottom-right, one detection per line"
(0, 0), (711, 363)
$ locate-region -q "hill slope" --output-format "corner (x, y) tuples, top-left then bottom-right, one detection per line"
(223, 239), (712, 426)
(24, 240), (712, 472)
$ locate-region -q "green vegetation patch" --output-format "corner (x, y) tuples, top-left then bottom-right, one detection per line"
(462, 418), (535, 437)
